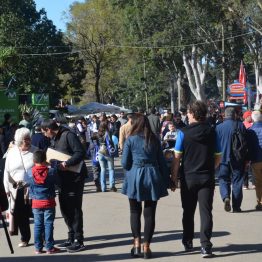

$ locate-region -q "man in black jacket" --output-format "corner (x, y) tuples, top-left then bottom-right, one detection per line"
(41, 119), (87, 253)
(171, 101), (221, 258)
(147, 107), (161, 138)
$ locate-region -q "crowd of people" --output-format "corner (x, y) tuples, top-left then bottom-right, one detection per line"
(0, 101), (262, 259)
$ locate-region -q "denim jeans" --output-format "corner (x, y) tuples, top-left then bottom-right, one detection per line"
(33, 208), (55, 251)
(218, 163), (244, 210)
(98, 153), (115, 191)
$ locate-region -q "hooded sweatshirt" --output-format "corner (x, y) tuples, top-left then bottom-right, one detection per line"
(175, 122), (221, 180)
(30, 165), (56, 209)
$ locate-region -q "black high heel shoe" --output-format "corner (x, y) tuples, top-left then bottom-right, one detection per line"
(130, 238), (141, 258)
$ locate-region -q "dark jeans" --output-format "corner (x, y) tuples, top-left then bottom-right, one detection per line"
(92, 164), (101, 187)
(58, 172), (85, 243)
(33, 208), (55, 251)
(129, 199), (157, 244)
(218, 163), (244, 210)
(14, 188), (31, 243)
(180, 178), (214, 248)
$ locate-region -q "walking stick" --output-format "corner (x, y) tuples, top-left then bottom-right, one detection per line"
(0, 208), (14, 254)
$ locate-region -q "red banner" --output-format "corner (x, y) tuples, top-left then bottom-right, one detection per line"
(239, 61), (246, 87)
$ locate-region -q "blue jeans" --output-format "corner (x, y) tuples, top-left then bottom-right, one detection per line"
(218, 163), (244, 210)
(33, 208), (55, 251)
(98, 153), (115, 191)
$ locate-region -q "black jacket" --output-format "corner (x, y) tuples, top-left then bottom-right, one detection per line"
(52, 127), (87, 175)
(147, 114), (161, 135)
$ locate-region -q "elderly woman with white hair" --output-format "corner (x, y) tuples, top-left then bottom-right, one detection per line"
(4, 127), (37, 247)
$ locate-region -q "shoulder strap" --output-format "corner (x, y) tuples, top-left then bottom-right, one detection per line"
(17, 146), (27, 173)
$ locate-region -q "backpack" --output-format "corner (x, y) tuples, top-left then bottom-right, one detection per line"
(92, 143), (100, 166)
(105, 133), (119, 158)
(231, 122), (248, 162)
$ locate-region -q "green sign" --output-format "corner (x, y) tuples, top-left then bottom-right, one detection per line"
(0, 89), (19, 123)
(32, 93), (49, 117)
(32, 93), (49, 105)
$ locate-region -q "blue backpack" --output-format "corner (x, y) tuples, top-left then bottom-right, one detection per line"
(105, 133), (119, 158)
(92, 143), (100, 166)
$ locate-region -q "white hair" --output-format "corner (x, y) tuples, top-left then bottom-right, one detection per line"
(14, 127), (31, 146)
(251, 111), (262, 122)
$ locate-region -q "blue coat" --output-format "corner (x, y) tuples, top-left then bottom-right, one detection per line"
(216, 119), (246, 165)
(121, 135), (169, 201)
(247, 122), (262, 163)
(28, 168), (58, 200)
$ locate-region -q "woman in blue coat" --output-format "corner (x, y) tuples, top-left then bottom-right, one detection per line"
(121, 114), (171, 259)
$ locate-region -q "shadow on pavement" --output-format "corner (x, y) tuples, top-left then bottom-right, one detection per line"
(76, 230), (230, 250)
(3, 243), (261, 262)
(0, 252), (175, 262)
(213, 243), (262, 257)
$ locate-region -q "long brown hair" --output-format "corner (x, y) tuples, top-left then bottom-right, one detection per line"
(98, 121), (109, 137)
(129, 114), (158, 150)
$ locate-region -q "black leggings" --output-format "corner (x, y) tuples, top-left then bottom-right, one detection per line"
(129, 199), (157, 244)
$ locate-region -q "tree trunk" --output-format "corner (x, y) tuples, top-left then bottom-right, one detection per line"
(255, 61), (261, 105)
(170, 79), (176, 114)
(183, 46), (207, 101)
(94, 64), (101, 103)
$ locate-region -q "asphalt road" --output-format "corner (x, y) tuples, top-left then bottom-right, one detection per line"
(0, 158), (262, 261)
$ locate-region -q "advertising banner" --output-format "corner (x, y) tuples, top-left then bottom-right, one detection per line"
(32, 93), (49, 117)
(0, 89), (19, 123)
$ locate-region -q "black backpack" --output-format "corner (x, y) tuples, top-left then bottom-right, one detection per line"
(231, 121), (248, 162)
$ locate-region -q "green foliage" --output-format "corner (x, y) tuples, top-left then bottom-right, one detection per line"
(0, 0), (86, 107)
(18, 103), (41, 126)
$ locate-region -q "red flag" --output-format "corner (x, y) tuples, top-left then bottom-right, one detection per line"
(239, 60), (246, 87)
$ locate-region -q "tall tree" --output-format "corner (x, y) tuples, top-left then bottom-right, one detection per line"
(67, 0), (122, 103)
(0, 0), (86, 106)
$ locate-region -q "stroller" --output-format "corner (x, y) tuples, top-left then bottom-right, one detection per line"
(162, 140), (181, 188)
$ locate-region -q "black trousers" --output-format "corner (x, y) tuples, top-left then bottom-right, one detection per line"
(129, 199), (157, 244)
(180, 178), (214, 248)
(59, 172), (85, 243)
(14, 188), (31, 243)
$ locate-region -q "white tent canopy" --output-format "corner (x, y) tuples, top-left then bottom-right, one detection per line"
(67, 102), (130, 115)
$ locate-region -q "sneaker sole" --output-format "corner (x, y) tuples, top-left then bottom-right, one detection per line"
(56, 246), (69, 250)
(67, 246), (85, 253)
(202, 253), (213, 258)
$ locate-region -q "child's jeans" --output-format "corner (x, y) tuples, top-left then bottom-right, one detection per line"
(33, 207), (55, 251)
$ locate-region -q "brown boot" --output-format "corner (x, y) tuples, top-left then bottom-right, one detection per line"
(143, 242), (152, 259)
(131, 237), (141, 257)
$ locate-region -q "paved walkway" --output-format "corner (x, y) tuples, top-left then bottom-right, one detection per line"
(0, 158), (262, 261)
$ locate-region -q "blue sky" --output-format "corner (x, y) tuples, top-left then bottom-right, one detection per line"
(35, 0), (84, 31)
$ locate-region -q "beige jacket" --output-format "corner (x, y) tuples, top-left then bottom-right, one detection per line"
(119, 121), (132, 151)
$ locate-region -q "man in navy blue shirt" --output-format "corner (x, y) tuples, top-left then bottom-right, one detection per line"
(216, 107), (246, 213)
(171, 101), (221, 258)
